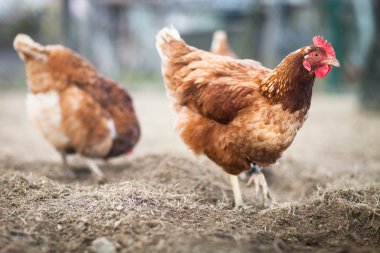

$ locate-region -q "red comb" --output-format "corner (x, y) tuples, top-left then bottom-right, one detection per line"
(313, 36), (335, 58)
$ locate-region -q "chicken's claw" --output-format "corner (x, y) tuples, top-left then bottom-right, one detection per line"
(82, 158), (108, 184)
(246, 166), (272, 206)
(96, 175), (108, 185)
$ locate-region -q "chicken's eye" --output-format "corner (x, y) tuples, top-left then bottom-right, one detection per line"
(313, 52), (320, 58)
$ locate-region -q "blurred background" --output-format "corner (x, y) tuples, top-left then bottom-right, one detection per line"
(0, 0), (379, 110)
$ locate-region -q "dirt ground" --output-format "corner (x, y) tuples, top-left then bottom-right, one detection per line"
(0, 90), (379, 253)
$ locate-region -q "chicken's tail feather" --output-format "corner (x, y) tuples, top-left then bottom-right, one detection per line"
(211, 30), (227, 54)
(155, 26), (182, 64)
(13, 34), (47, 61)
(210, 30), (237, 58)
(156, 26), (192, 100)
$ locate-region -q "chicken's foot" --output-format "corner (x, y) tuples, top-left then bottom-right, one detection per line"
(246, 165), (272, 206)
(82, 158), (107, 184)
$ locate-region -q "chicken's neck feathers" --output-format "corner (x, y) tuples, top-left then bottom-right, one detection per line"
(260, 50), (315, 113)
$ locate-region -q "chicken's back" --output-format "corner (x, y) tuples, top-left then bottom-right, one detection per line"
(156, 27), (268, 112)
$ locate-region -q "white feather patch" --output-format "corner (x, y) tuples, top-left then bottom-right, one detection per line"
(155, 25), (181, 64)
(210, 30), (226, 54)
(106, 118), (117, 139)
(26, 90), (69, 149)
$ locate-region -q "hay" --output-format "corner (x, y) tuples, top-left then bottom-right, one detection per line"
(0, 154), (379, 253)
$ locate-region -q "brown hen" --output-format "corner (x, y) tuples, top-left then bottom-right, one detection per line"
(14, 34), (140, 181)
(156, 27), (339, 207)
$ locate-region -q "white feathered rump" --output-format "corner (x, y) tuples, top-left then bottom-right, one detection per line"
(155, 26), (181, 64)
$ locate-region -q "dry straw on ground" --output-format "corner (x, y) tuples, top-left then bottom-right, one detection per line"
(0, 153), (379, 253)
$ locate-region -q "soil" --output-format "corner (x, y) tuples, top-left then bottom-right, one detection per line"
(0, 90), (379, 253)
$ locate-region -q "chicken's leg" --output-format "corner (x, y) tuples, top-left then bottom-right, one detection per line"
(230, 175), (244, 208)
(61, 152), (76, 179)
(82, 158), (107, 183)
(246, 165), (272, 206)
(61, 152), (68, 169)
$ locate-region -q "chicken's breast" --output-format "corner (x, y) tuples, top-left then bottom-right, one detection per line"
(26, 90), (70, 152)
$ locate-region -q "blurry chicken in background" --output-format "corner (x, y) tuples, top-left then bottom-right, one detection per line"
(156, 27), (339, 207)
(210, 30), (237, 58)
(13, 34), (140, 182)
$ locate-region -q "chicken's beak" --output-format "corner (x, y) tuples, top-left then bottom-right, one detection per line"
(323, 57), (340, 67)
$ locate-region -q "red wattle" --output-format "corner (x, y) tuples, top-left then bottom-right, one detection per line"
(315, 65), (331, 78)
